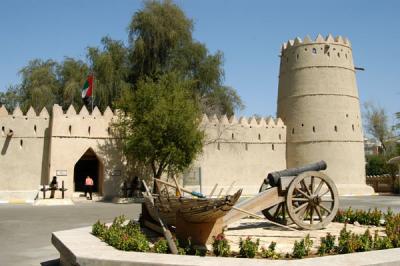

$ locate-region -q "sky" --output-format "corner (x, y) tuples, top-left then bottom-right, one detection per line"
(0, 0), (399, 124)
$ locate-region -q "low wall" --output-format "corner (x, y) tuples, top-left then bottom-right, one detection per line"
(52, 226), (400, 266)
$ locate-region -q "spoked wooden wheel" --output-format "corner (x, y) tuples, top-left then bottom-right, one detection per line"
(286, 171), (339, 230)
(259, 182), (292, 225)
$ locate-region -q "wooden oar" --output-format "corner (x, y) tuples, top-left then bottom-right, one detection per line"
(155, 179), (205, 198)
(209, 183), (218, 197)
(142, 181), (178, 254)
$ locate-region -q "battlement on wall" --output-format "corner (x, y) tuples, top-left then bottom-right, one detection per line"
(282, 34), (351, 52)
(279, 34), (355, 73)
(52, 104), (116, 119)
(0, 105), (50, 138)
(201, 114), (286, 144)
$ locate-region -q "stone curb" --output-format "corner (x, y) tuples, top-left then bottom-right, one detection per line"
(0, 199), (34, 204)
(52, 226), (400, 266)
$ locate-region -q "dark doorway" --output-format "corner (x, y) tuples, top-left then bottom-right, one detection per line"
(74, 149), (100, 193)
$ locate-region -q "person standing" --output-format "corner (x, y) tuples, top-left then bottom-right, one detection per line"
(49, 176), (58, 199)
(85, 176), (94, 200)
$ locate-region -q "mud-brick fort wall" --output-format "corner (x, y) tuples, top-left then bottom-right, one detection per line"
(193, 114), (287, 195)
(277, 34), (374, 195)
(48, 104), (126, 199)
(0, 104), (287, 200)
(0, 106), (51, 202)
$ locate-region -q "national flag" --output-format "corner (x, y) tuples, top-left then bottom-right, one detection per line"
(81, 74), (94, 99)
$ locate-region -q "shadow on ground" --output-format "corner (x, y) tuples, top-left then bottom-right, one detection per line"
(41, 259), (60, 266)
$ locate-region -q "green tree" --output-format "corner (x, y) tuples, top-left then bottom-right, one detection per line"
(19, 59), (60, 112)
(116, 73), (204, 185)
(57, 57), (89, 110)
(128, 0), (243, 116)
(87, 36), (131, 111)
(363, 102), (392, 153)
(0, 85), (22, 111)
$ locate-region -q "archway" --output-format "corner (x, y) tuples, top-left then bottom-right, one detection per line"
(73, 148), (103, 194)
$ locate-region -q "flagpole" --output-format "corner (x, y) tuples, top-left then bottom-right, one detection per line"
(91, 72), (94, 113)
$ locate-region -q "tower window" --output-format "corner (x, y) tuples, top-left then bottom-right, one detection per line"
(217, 143), (220, 150)
(292, 128), (295, 134)
(258, 134), (261, 140)
(34, 125), (37, 134)
(1, 126), (4, 135)
(345, 53), (348, 59)
(304, 48), (308, 51)
(337, 53), (340, 58)
(272, 144), (275, 151)
(352, 124), (355, 131)
(301, 123), (304, 127)
(231, 133), (234, 140)
(107, 127), (111, 135)
(296, 54), (299, 60)
(88, 126), (91, 136)
(20, 139), (23, 149)
(245, 143), (248, 151)
(68, 125), (72, 135)
(334, 125), (338, 132)
(312, 126), (316, 133)
(312, 48), (317, 54)
(278, 134), (281, 140)
(346, 114), (349, 118)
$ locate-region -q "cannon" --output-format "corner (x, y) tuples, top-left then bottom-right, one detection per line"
(224, 161), (339, 230)
(265, 161), (327, 187)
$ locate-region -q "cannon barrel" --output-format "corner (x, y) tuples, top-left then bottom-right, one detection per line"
(265, 160), (327, 187)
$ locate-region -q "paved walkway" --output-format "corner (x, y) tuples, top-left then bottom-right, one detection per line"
(1, 195), (400, 266)
(0, 201), (141, 266)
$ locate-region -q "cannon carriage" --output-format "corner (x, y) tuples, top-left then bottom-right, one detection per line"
(223, 161), (339, 230)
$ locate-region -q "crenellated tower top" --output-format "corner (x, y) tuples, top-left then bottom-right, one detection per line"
(281, 34), (351, 54)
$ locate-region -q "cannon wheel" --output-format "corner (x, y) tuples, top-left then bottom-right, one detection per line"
(286, 171), (339, 230)
(259, 182), (292, 225)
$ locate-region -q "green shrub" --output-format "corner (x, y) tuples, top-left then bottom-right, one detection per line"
(373, 230), (393, 250)
(239, 237), (259, 258)
(334, 207), (382, 226)
(292, 234), (313, 259)
(212, 233), (230, 257)
(317, 233), (336, 256)
(385, 212), (400, 247)
(336, 226), (373, 253)
(92, 220), (107, 239)
(260, 241), (281, 259)
(358, 229), (373, 252)
(93, 216), (150, 252)
(153, 238), (169, 253)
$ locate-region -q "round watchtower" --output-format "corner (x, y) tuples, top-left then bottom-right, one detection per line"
(277, 34), (374, 195)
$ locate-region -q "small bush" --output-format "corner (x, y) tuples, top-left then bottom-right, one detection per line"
(373, 230), (393, 250)
(292, 234), (313, 259)
(317, 233), (336, 256)
(92, 220), (107, 239)
(260, 241), (281, 259)
(334, 207), (383, 226)
(153, 238), (169, 253)
(93, 216), (150, 252)
(212, 233), (230, 257)
(385, 212), (400, 247)
(239, 237), (259, 258)
(358, 229), (373, 252)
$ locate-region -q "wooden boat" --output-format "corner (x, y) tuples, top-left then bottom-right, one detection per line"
(143, 188), (242, 226)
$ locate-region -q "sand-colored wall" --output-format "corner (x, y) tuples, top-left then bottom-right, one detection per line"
(277, 34), (374, 195)
(48, 104), (126, 199)
(192, 115), (287, 196)
(0, 106), (50, 201)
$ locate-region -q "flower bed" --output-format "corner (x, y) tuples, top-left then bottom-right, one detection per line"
(91, 209), (400, 260)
